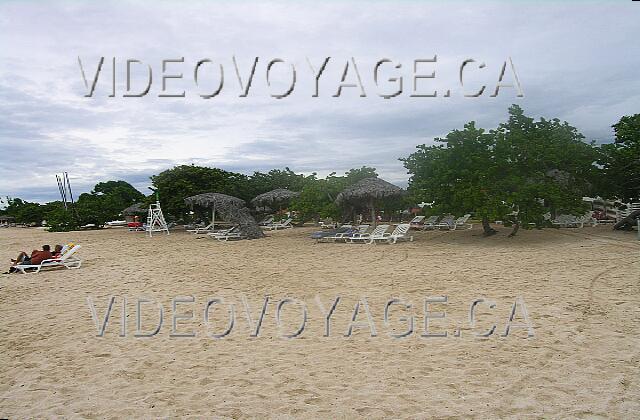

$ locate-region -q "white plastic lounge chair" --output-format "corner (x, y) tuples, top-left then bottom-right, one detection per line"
(421, 216), (440, 230)
(215, 232), (245, 241)
(435, 215), (456, 230)
(370, 224), (413, 244)
(355, 224), (370, 233)
(552, 214), (584, 228)
(453, 214), (473, 230)
(188, 222), (215, 234)
(319, 220), (337, 229)
(409, 215), (426, 229)
(259, 215), (275, 226)
(319, 224), (370, 243)
(347, 225), (389, 243)
(208, 226), (245, 241)
(410, 215), (425, 223)
(263, 218), (293, 230)
(207, 226), (235, 237)
(13, 245), (82, 274)
(579, 212), (598, 227)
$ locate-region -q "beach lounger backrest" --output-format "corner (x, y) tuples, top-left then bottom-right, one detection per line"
(440, 215), (454, 226)
(410, 216), (425, 224)
(425, 215), (438, 224)
(370, 224), (389, 237)
(356, 225), (370, 233)
(58, 243), (78, 258)
(456, 214), (471, 224)
(59, 245), (81, 261)
(391, 224), (410, 236)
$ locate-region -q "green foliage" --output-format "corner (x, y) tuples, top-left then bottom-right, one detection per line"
(290, 166), (379, 221)
(249, 168), (314, 195)
(1, 197), (46, 225)
(150, 164), (369, 223)
(44, 203), (78, 232)
(597, 114), (640, 202)
(343, 166), (378, 184)
(403, 105), (598, 232)
(9, 108), (633, 238)
(290, 178), (341, 221)
(403, 121), (498, 219)
(151, 165), (253, 221)
(45, 180), (144, 231)
(92, 180), (145, 202)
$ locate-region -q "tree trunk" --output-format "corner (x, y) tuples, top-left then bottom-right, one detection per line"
(482, 217), (497, 236)
(508, 220), (520, 237)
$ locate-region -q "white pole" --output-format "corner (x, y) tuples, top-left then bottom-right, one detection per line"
(212, 203), (216, 232)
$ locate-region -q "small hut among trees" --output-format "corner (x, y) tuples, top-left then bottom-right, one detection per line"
(251, 188), (300, 214)
(0, 215), (15, 227)
(335, 177), (406, 225)
(122, 203), (147, 223)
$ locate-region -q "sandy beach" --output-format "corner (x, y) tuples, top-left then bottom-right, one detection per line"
(0, 225), (638, 418)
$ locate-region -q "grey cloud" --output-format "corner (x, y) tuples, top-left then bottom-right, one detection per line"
(0, 1), (638, 202)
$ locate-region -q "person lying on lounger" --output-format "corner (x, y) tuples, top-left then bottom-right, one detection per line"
(10, 245), (54, 269)
(52, 244), (63, 258)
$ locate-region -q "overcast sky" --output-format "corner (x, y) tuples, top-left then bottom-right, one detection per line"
(1, 1), (639, 203)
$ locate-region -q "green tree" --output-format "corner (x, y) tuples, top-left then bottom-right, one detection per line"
(290, 166), (379, 222)
(93, 180), (145, 203)
(45, 180), (144, 230)
(403, 105), (599, 236)
(2, 197), (46, 225)
(249, 168), (313, 195)
(493, 106), (599, 234)
(344, 166), (378, 184)
(151, 165), (251, 221)
(44, 202), (78, 231)
(598, 114), (640, 202)
(403, 121), (502, 233)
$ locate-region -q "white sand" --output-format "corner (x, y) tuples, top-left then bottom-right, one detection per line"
(1, 225), (639, 417)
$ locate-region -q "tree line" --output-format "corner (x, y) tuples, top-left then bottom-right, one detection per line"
(0, 167), (381, 231)
(403, 105), (638, 235)
(1, 105), (638, 235)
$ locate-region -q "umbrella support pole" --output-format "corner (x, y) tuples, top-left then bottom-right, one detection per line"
(371, 203), (376, 227)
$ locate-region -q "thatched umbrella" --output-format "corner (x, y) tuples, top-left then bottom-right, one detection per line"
(335, 177), (406, 226)
(185, 193), (245, 209)
(184, 192), (264, 239)
(251, 188), (300, 213)
(184, 193), (245, 229)
(122, 202), (147, 216)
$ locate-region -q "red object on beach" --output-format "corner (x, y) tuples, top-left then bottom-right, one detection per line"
(128, 222), (143, 228)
